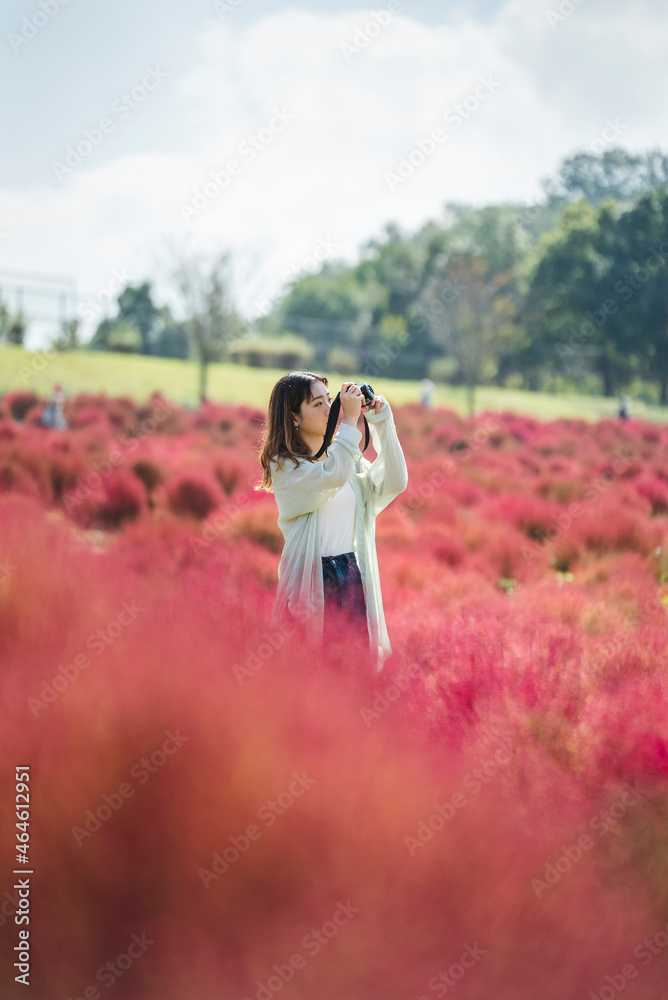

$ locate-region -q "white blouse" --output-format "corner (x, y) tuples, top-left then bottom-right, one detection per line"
(319, 478), (356, 557)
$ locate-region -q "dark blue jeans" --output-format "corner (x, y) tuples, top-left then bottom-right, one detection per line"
(321, 552), (368, 641)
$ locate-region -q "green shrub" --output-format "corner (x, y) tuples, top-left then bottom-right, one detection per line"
(228, 333), (314, 369)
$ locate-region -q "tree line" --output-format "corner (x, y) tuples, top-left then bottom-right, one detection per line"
(3, 146), (668, 409)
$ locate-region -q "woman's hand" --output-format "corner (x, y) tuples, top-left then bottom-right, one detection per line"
(340, 383), (364, 423)
(362, 393), (387, 416)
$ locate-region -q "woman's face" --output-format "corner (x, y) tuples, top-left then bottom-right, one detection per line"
(294, 382), (332, 438)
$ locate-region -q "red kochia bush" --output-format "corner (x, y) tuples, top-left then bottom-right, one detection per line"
(477, 494), (563, 541)
(4, 389), (39, 420)
(565, 499), (660, 556)
(98, 469), (147, 527)
(0, 458), (44, 501)
(67, 468), (147, 529)
(69, 405), (113, 431)
(635, 476), (668, 516)
(166, 470), (226, 520)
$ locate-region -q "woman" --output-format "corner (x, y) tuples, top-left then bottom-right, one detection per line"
(257, 370), (408, 672)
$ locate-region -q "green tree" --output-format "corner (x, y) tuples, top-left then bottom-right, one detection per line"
(519, 189), (668, 399)
(169, 248), (243, 404)
(0, 300), (27, 345)
(611, 187), (668, 402)
(442, 205), (531, 277)
(354, 222), (449, 377)
(517, 199), (631, 396)
(116, 283), (161, 354)
(276, 264), (376, 368)
(0, 299), (27, 345)
(87, 281), (189, 358)
(357, 221), (443, 313)
(541, 147), (668, 210)
(115, 282), (190, 358)
(419, 253), (517, 417)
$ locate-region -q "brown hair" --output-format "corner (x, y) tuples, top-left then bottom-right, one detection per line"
(255, 371), (330, 492)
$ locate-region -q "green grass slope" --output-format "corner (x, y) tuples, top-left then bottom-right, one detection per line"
(1, 344), (665, 423)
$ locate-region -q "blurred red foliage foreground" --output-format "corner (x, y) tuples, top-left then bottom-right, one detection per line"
(1, 392), (668, 997)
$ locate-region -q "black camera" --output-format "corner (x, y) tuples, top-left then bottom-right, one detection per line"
(355, 382), (375, 405)
(313, 382), (376, 459)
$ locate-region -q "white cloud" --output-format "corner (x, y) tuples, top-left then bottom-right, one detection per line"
(2, 0), (667, 346)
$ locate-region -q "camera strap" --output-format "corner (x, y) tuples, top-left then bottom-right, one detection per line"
(313, 391), (370, 460)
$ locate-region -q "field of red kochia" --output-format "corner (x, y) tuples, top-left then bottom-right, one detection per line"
(1, 387), (668, 999)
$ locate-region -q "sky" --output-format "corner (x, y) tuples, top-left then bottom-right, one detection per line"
(1, 0), (667, 346)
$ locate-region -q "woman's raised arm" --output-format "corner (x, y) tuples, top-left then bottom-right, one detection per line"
(271, 422), (362, 519)
(360, 400), (409, 516)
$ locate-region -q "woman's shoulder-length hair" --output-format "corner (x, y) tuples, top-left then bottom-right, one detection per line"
(255, 370), (329, 493)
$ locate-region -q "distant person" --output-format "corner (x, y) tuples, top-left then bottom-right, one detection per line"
(257, 370), (408, 672)
(420, 378), (435, 407)
(40, 382), (68, 430)
(618, 395), (631, 420)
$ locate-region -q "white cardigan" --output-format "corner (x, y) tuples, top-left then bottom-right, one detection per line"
(269, 401), (409, 671)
